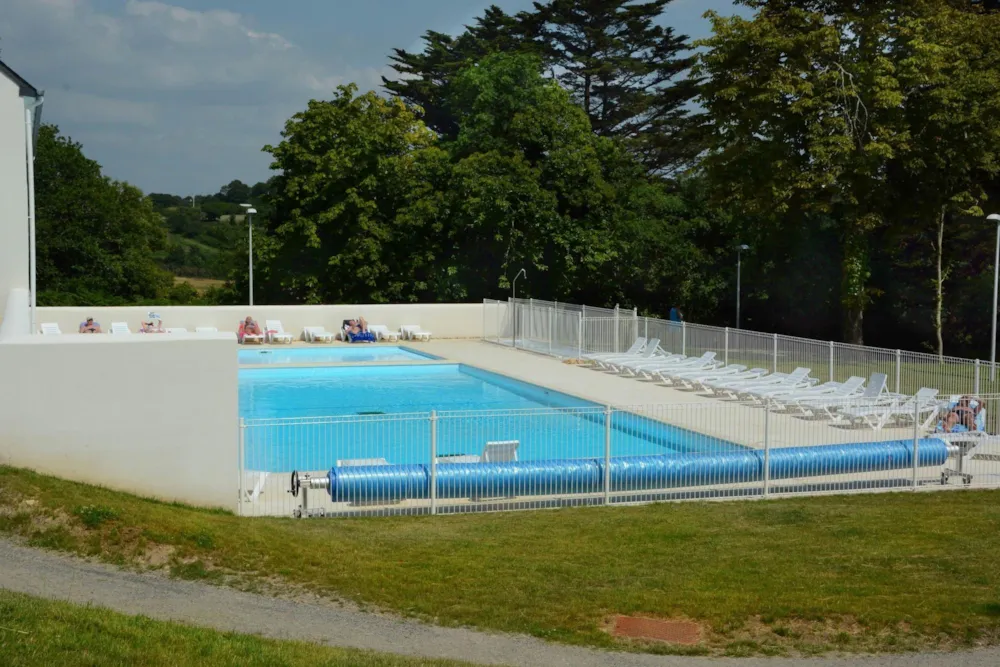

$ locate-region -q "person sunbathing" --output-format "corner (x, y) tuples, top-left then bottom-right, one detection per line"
(79, 317), (102, 334)
(238, 317), (262, 343)
(343, 317), (375, 343)
(140, 319), (165, 333)
(940, 395), (982, 433)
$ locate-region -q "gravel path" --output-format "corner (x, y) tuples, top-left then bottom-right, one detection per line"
(0, 538), (996, 667)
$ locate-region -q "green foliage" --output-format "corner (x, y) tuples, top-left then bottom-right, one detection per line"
(34, 125), (173, 306)
(73, 505), (120, 529)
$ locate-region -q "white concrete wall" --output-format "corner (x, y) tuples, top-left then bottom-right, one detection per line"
(0, 76), (29, 321)
(0, 288), (29, 339)
(0, 333), (239, 510)
(37, 303), (486, 339)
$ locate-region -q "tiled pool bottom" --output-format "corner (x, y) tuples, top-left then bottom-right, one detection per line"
(240, 364), (741, 472)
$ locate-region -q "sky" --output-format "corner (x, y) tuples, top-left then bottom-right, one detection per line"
(1, 0), (742, 196)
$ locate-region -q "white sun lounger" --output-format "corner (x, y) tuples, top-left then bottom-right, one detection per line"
(830, 388), (940, 430)
(593, 339), (667, 370)
(686, 367), (769, 392)
(755, 376), (866, 407)
(303, 326), (335, 343)
(109, 322), (131, 335)
(435, 440), (520, 464)
(610, 349), (700, 376)
(369, 325), (400, 342)
(792, 373), (889, 418)
(644, 353), (722, 381)
(583, 338), (646, 362)
(662, 364), (746, 388)
(400, 324), (432, 341)
(265, 320), (294, 344)
(40, 322), (62, 335)
(723, 367), (816, 400)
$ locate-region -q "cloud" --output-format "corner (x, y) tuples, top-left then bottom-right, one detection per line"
(0, 0), (389, 193)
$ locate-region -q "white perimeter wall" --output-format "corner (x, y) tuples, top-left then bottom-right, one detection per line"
(38, 303), (486, 339)
(0, 333), (238, 510)
(0, 76), (29, 321)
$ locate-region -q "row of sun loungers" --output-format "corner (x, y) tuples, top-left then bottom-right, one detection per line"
(40, 320), (433, 342)
(583, 337), (952, 431)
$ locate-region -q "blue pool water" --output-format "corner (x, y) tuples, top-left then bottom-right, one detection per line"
(239, 346), (439, 365)
(240, 364), (742, 472)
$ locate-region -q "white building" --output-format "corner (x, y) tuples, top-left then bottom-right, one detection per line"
(0, 58), (43, 336)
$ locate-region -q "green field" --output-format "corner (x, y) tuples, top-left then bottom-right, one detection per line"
(0, 590), (477, 667)
(2, 466), (1000, 657)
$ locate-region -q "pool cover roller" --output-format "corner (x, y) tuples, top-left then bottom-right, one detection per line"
(325, 439), (950, 503)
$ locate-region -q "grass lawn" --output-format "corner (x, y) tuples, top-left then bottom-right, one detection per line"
(0, 590), (477, 667)
(173, 276), (226, 292)
(2, 466), (1000, 657)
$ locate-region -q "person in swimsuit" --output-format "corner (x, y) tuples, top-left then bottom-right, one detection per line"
(79, 317), (102, 333)
(940, 395), (981, 433)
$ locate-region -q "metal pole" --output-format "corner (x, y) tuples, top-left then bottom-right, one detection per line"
(762, 399), (771, 498)
(496, 301), (501, 344)
(482, 300), (487, 342)
(577, 311), (583, 359)
(912, 399), (919, 491)
(772, 333), (778, 373)
(681, 321), (687, 357)
(238, 418), (246, 516)
(829, 341), (834, 382)
(548, 303), (553, 355)
(895, 349), (902, 395)
(724, 327), (730, 366)
(993, 220), (1000, 381)
(430, 411), (438, 515)
(736, 249), (742, 329)
(614, 304), (620, 352)
(603, 406), (612, 505)
(975, 359), (981, 395)
(248, 211), (254, 307)
(25, 105), (39, 335)
(529, 297), (534, 346)
(644, 317), (648, 340)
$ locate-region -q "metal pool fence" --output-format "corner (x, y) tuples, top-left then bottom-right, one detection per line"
(239, 394), (1000, 518)
(482, 298), (993, 397)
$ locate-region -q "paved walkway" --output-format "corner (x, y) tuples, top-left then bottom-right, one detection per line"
(1, 539), (997, 667)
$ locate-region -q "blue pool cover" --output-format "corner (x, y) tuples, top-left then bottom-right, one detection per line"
(324, 439), (950, 502)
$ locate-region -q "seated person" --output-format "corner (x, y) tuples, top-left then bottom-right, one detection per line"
(140, 319), (165, 333)
(938, 395), (984, 433)
(343, 317), (376, 343)
(238, 316), (262, 343)
(79, 317), (102, 334)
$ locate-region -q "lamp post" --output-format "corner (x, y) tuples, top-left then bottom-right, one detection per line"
(736, 244), (750, 329)
(241, 204), (256, 306)
(512, 268), (526, 348)
(988, 214), (1000, 380)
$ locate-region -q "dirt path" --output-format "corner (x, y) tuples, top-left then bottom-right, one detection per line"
(0, 538), (996, 667)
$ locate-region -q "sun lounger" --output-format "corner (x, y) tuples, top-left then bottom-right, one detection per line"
(400, 325), (432, 341)
(593, 339), (668, 370)
(721, 367), (816, 400)
(369, 325), (400, 342)
(302, 326), (335, 343)
(791, 372), (889, 419)
(755, 376), (866, 408)
(607, 350), (692, 376)
(40, 322), (61, 335)
(685, 367), (769, 392)
(582, 337), (646, 362)
(830, 387), (940, 430)
(435, 440), (520, 464)
(109, 322), (131, 335)
(644, 353), (721, 381)
(661, 364), (745, 387)
(265, 320), (294, 344)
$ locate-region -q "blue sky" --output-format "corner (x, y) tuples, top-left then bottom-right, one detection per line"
(2, 0), (742, 195)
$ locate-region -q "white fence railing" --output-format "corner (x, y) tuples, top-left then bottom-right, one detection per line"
(240, 394), (1000, 518)
(483, 298), (993, 397)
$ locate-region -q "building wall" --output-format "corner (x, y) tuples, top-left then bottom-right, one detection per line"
(37, 303), (486, 339)
(0, 333), (239, 510)
(0, 75), (28, 322)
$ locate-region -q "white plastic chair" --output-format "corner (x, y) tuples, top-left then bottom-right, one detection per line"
(369, 324), (400, 342)
(399, 324), (431, 341)
(109, 322), (131, 335)
(264, 320), (294, 344)
(303, 326), (335, 343)
(40, 322), (62, 335)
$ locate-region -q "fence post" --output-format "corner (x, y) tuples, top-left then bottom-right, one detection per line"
(911, 399), (919, 491)
(633, 307), (639, 345)
(238, 418), (246, 517)
(762, 400), (770, 499)
(496, 302), (501, 344)
(614, 304), (620, 352)
(644, 317), (648, 340)
(430, 411), (438, 515)
(724, 327), (729, 366)
(482, 300), (487, 342)
(577, 311), (583, 359)
(529, 298), (534, 346)
(895, 349), (902, 395)
(975, 360), (981, 395)
(604, 406), (612, 505)
(548, 303), (553, 355)
(681, 321), (687, 357)
(772, 333), (778, 373)
(829, 341), (834, 382)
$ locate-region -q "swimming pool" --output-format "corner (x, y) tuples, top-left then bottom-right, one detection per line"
(239, 346), (439, 365)
(240, 364), (742, 472)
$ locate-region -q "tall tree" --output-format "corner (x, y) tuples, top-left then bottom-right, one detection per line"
(526, 0), (702, 173)
(34, 124), (171, 305)
(384, 1), (701, 174)
(697, 1), (914, 344)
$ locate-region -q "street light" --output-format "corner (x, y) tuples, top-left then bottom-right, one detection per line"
(512, 268), (527, 349)
(988, 214), (1000, 380)
(736, 244), (750, 329)
(241, 203), (256, 306)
